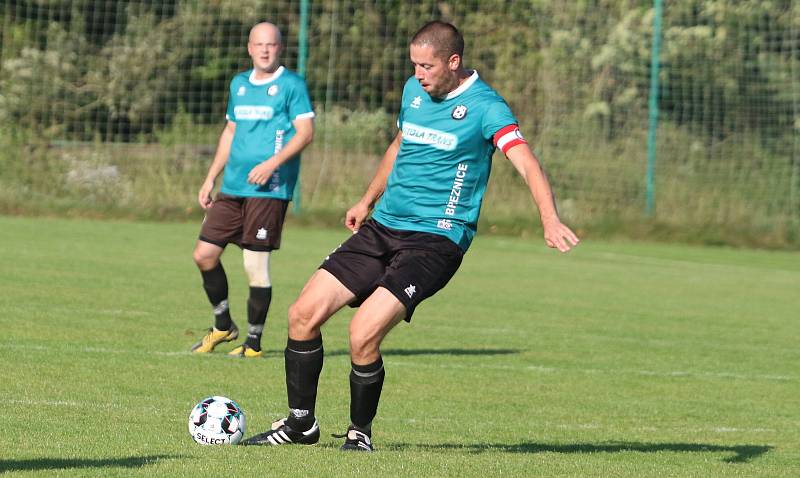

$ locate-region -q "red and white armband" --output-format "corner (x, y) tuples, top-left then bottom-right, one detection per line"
(493, 124), (527, 154)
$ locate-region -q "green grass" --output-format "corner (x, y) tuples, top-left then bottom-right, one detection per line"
(0, 215), (798, 477)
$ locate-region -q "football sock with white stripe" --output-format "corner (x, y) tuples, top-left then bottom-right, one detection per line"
(201, 262), (232, 331)
(349, 357), (385, 431)
(245, 286), (271, 351)
(285, 336), (324, 431)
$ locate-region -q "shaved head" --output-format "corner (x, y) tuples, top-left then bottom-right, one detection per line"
(249, 22), (282, 45)
(410, 21), (464, 61)
(248, 22), (283, 76)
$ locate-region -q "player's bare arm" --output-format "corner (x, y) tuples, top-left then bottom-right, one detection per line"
(199, 120), (236, 209)
(505, 142), (580, 252)
(248, 117), (314, 185)
(345, 131), (403, 232)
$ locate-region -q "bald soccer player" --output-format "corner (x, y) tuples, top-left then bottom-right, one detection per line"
(191, 22), (315, 358)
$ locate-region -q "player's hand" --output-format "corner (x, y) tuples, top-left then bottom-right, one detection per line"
(248, 160), (276, 185)
(198, 180), (215, 210)
(542, 218), (580, 253)
(345, 201), (371, 233)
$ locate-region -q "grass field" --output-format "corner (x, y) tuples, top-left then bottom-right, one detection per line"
(1, 215), (798, 477)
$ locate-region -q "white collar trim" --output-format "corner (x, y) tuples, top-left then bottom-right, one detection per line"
(249, 66), (285, 85)
(445, 70), (479, 100)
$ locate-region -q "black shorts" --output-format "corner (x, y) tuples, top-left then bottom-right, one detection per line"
(319, 219), (464, 321)
(199, 193), (289, 251)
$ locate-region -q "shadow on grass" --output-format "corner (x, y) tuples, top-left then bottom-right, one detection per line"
(253, 348), (521, 359)
(327, 348), (520, 357)
(0, 455), (181, 473)
(383, 348), (520, 357)
(385, 442), (772, 464)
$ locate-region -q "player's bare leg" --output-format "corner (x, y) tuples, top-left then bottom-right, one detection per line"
(191, 240), (238, 352)
(348, 287), (406, 364)
(228, 250), (273, 358)
(192, 240), (224, 271)
(288, 269), (356, 340)
(337, 287), (406, 451)
(242, 269), (354, 446)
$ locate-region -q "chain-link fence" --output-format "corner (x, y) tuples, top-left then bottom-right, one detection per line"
(1, 1), (797, 245)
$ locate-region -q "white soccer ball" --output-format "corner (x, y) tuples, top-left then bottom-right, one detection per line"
(188, 396), (246, 445)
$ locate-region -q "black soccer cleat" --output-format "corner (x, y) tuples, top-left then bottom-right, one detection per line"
(241, 418), (320, 446)
(334, 425), (374, 452)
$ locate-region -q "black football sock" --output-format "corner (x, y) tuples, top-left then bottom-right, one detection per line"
(349, 357), (385, 433)
(285, 336), (324, 431)
(200, 263), (232, 331)
(244, 286), (271, 351)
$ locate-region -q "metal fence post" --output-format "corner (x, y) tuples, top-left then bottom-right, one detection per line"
(646, 0), (663, 216)
(294, 0), (310, 215)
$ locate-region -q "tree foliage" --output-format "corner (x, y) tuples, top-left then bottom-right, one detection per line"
(0, 0), (796, 146)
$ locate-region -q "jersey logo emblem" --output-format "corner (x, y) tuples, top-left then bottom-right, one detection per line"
(404, 284), (417, 298)
(410, 96), (422, 109)
(237, 86), (246, 96)
(268, 85), (279, 96)
(256, 227), (268, 240)
(451, 105), (468, 120)
(437, 219), (453, 230)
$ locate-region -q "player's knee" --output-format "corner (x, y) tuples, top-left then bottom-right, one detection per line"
(288, 300), (311, 328)
(243, 250), (271, 287)
(349, 330), (380, 363)
(350, 343), (379, 364)
(288, 300), (323, 337)
(289, 298), (314, 327)
(193, 246), (217, 270)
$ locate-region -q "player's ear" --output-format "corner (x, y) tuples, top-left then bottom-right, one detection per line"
(448, 53), (461, 71)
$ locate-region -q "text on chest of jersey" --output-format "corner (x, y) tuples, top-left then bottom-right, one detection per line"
(402, 122), (459, 151)
(234, 105), (275, 120)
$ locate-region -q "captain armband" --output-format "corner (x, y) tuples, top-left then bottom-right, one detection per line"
(493, 124), (528, 154)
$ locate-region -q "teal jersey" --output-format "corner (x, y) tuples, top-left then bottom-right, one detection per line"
(221, 66), (315, 199)
(372, 72), (518, 250)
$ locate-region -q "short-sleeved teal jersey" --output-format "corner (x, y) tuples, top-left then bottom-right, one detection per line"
(371, 72), (518, 251)
(221, 66), (315, 199)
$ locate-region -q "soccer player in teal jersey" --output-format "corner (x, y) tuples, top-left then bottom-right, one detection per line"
(243, 21), (578, 450)
(191, 22), (315, 358)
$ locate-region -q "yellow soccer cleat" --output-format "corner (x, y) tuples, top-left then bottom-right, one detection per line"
(191, 325), (239, 353)
(227, 343), (264, 358)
